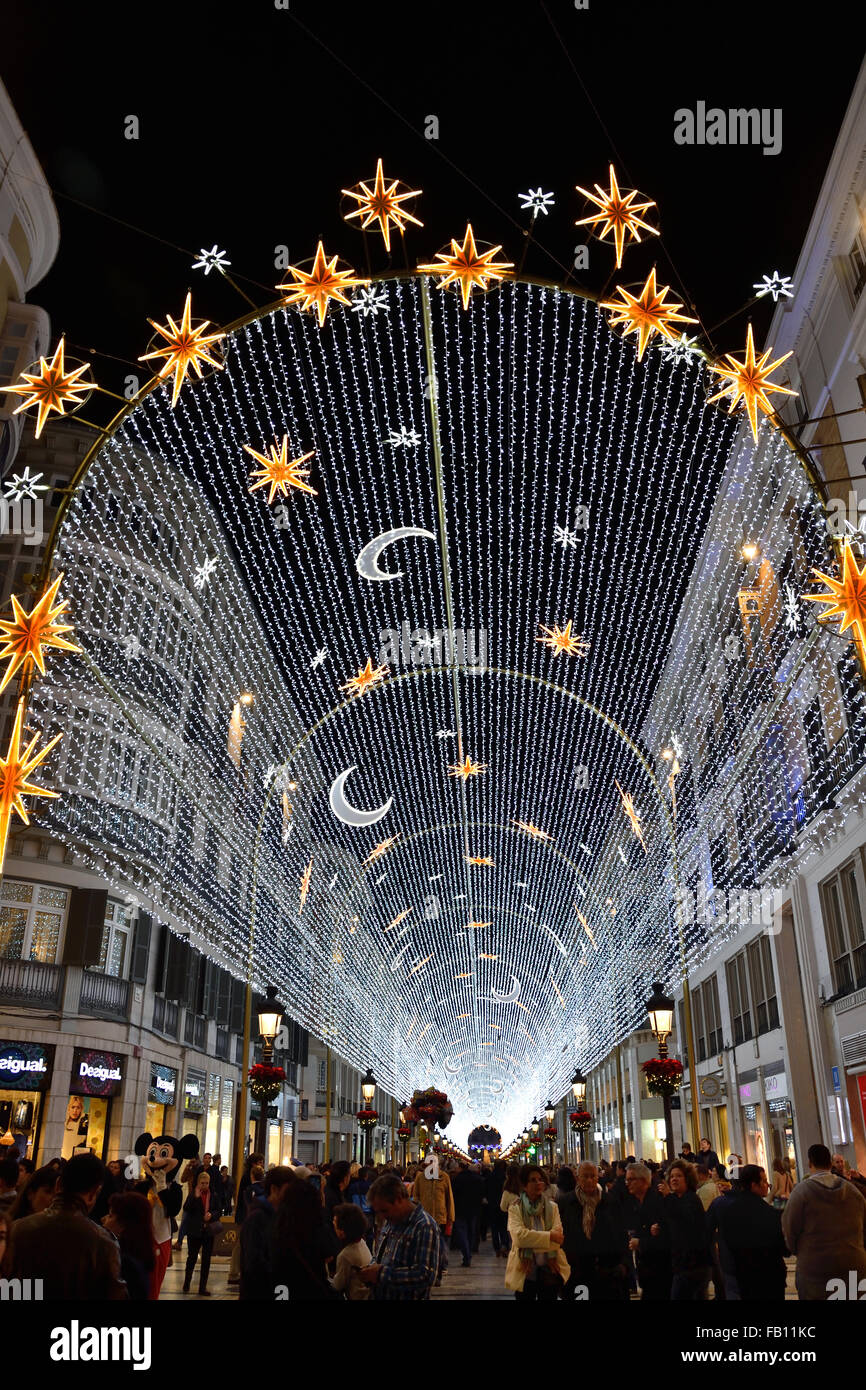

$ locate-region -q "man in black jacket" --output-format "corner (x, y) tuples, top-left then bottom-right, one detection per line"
(698, 1138), (724, 1178)
(716, 1166), (788, 1300)
(239, 1166), (295, 1300)
(450, 1163), (485, 1267)
(558, 1162), (629, 1300)
(623, 1163), (671, 1300)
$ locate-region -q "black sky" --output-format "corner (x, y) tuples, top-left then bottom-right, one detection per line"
(2, 1), (862, 407)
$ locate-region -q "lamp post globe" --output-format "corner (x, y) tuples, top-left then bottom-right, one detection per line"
(645, 981), (676, 1161)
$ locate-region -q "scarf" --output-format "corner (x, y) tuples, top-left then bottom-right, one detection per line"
(517, 1192), (556, 1269)
(575, 1185), (602, 1239)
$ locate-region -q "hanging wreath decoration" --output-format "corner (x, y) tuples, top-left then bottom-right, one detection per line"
(569, 1110), (593, 1133)
(356, 1108), (379, 1129)
(248, 1063), (285, 1103)
(406, 1087), (453, 1131)
(642, 1057), (684, 1097)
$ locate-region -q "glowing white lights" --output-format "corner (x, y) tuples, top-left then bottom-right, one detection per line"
(518, 189), (555, 216)
(753, 271), (794, 302)
(192, 245), (231, 276)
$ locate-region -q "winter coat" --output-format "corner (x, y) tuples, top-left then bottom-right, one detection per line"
(716, 1190), (787, 1300)
(662, 1191), (710, 1272)
(558, 1189), (629, 1299)
(505, 1197), (570, 1292)
(782, 1171), (866, 1299)
(412, 1170), (455, 1227)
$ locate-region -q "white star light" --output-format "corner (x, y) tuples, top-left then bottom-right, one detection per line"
(351, 286), (390, 318)
(310, 646), (329, 670)
(121, 634), (141, 661)
(436, 729), (458, 739)
(657, 333), (702, 368)
(518, 189), (555, 216)
(384, 426), (422, 448)
(192, 245), (231, 276)
(782, 581), (801, 634)
(193, 555), (219, 591)
(3, 467), (48, 502)
(753, 271), (794, 303)
(553, 523), (583, 550)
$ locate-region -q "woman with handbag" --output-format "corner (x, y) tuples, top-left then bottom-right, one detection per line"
(272, 1176), (340, 1299)
(182, 1170), (220, 1296)
(505, 1166), (569, 1300)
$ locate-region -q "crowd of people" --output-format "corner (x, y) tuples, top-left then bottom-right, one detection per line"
(0, 1138), (864, 1302)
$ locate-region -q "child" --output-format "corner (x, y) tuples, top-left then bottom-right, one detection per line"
(330, 1201), (372, 1300)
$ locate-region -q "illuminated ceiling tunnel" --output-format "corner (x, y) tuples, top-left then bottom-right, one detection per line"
(33, 274), (840, 1140)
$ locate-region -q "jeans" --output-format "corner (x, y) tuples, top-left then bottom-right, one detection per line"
(671, 1266), (710, 1300)
(491, 1207), (508, 1254)
(183, 1234), (213, 1292)
(176, 1212), (188, 1249)
(452, 1214), (479, 1264)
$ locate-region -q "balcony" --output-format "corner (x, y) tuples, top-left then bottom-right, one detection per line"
(79, 970), (130, 1020)
(0, 958), (63, 1010)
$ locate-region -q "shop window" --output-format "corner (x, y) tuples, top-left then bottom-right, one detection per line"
(820, 859), (866, 995)
(0, 879), (69, 963)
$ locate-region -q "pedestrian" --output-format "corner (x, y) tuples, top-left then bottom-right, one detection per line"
(174, 1152), (202, 1253)
(227, 1149), (265, 1284)
(654, 1160), (710, 1299)
(623, 1162), (671, 1300)
(239, 1166), (294, 1301)
(771, 1157), (793, 1210)
(9, 1165), (58, 1220)
(450, 1161), (485, 1267)
(697, 1138), (723, 1178)
(551, 1164), (576, 1206)
(706, 1180), (739, 1299)
(504, 1165), (569, 1300)
(695, 1164), (720, 1212)
(9, 1154), (128, 1299)
(412, 1158), (454, 1283)
(487, 1158), (508, 1258)
(361, 1172), (440, 1299)
(102, 1191), (157, 1301)
(181, 1169), (220, 1296)
(272, 1174), (340, 1299)
(208, 1153), (226, 1213)
(324, 1160), (352, 1219)
(782, 1142), (866, 1300)
(220, 1165), (233, 1215)
(330, 1201), (373, 1300)
(91, 1157), (128, 1224)
(716, 1165), (787, 1300)
(0, 1208), (10, 1277)
(679, 1143), (695, 1161)
(559, 1161), (628, 1300)
(16, 1158), (35, 1189)
(0, 1158), (20, 1213)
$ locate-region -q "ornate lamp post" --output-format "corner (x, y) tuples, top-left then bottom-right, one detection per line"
(398, 1102), (412, 1166)
(543, 1100), (557, 1166)
(358, 1068), (378, 1165)
(645, 982), (679, 1161)
(251, 986), (284, 1156)
(569, 1067), (591, 1163)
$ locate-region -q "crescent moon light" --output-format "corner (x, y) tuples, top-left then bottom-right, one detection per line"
(356, 526), (437, 581)
(491, 975), (521, 1004)
(329, 765), (393, 827)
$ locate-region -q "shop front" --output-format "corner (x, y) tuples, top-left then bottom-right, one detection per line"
(0, 1040), (54, 1161)
(64, 1047), (125, 1161)
(182, 1069), (206, 1145)
(739, 1070), (797, 1178)
(145, 1063), (178, 1138)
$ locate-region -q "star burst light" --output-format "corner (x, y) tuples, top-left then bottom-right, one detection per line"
(341, 159), (423, 251)
(465, 854), (494, 866)
(657, 333), (702, 368)
(299, 858), (313, 913)
(536, 620), (590, 657)
(139, 293), (225, 407)
(277, 243), (369, 326)
(364, 834), (400, 866)
(0, 698), (62, 869)
(244, 438), (317, 504)
(0, 339), (97, 437)
(802, 540), (866, 650)
(753, 271), (793, 303)
(448, 754), (487, 781)
(575, 165), (659, 268)
(518, 189), (555, 216)
(192, 245), (231, 276)
(614, 779), (647, 853)
(0, 574), (80, 694)
(340, 658), (389, 699)
(601, 269), (698, 361)
(706, 324), (797, 441)
(512, 820), (553, 843)
(351, 286), (390, 317)
(418, 224), (514, 309)
(3, 468), (48, 503)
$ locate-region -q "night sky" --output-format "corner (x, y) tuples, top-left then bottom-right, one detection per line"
(3, 1), (862, 410)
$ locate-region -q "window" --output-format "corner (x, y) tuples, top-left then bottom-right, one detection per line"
(726, 953), (752, 1044)
(702, 975), (722, 1056)
(849, 229), (866, 303)
(747, 937), (780, 1034)
(692, 986), (706, 1062)
(820, 859), (866, 994)
(0, 880), (70, 963)
(88, 900), (132, 978)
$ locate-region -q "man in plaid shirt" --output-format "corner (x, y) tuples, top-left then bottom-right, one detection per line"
(360, 1173), (441, 1300)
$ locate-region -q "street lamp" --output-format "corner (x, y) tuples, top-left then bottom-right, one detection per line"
(257, 985), (284, 1064)
(359, 1068), (377, 1165)
(571, 1067), (587, 1161)
(544, 1100), (556, 1166)
(646, 981), (676, 1160)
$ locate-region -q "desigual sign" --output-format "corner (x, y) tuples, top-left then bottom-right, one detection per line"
(71, 1048), (126, 1097)
(0, 1042), (54, 1091)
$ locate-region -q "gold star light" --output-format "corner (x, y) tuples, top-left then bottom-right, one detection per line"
(601, 269), (697, 361)
(536, 621), (590, 658)
(299, 858), (313, 914)
(615, 779), (648, 853)
(341, 159), (423, 251)
(512, 819), (553, 843)
(706, 323), (797, 442)
(418, 224), (514, 309)
(802, 540), (866, 652)
(244, 438), (317, 504)
(575, 165), (659, 268)
(277, 242), (369, 326)
(0, 574), (80, 694)
(340, 658), (389, 699)
(1, 339), (97, 437)
(365, 834), (401, 866)
(465, 921), (492, 930)
(139, 293), (225, 406)
(465, 854), (494, 866)
(0, 698), (62, 870)
(448, 754), (487, 781)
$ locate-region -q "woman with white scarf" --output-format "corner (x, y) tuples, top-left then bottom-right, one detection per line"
(504, 1167), (570, 1299)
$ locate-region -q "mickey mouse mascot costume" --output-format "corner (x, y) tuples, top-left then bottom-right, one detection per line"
(135, 1130), (200, 1297)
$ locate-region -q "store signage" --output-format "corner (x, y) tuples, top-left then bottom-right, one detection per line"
(71, 1048), (125, 1097)
(184, 1071), (206, 1114)
(147, 1064), (177, 1107)
(739, 1072), (787, 1104)
(0, 1042), (54, 1092)
(832, 1066), (841, 1093)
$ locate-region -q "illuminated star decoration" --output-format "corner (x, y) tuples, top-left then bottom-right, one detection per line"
(0, 339), (97, 438)
(193, 555), (219, 591)
(601, 269), (698, 361)
(139, 293), (225, 407)
(277, 242), (369, 327)
(575, 165), (659, 268)
(244, 438), (317, 505)
(782, 582), (801, 634)
(3, 468), (48, 503)
(706, 324), (797, 442)
(340, 658), (389, 699)
(518, 189), (555, 217)
(0, 574), (80, 694)
(299, 858), (313, 914)
(448, 754), (487, 781)
(614, 779), (648, 853)
(310, 647), (329, 670)
(465, 921), (492, 930)
(753, 271), (794, 303)
(341, 159), (423, 252)
(0, 698), (62, 870)
(512, 819), (553, 843)
(418, 224), (514, 309)
(385, 427), (422, 448)
(802, 540), (866, 651)
(191, 245), (231, 276)
(657, 332), (702, 368)
(465, 854), (494, 866)
(536, 620), (590, 657)
(553, 525), (583, 551)
(364, 834), (400, 866)
(351, 286), (390, 318)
